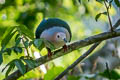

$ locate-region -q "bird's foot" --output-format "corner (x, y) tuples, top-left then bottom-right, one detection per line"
(63, 44), (68, 52)
(47, 48), (52, 58)
(48, 51), (52, 57)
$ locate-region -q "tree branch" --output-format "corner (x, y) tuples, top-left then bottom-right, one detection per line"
(55, 42), (100, 80)
(54, 19), (120, 80)
(4, 19), (120, 80)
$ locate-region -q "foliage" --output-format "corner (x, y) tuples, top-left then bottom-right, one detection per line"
(114, 0), (120, 7)
(95, 12), (107, 21)
(0, 26), (55, 78)
(99, 69), (120, 80)
(67, 75), (80, 80)
(0, 0), (120, 80)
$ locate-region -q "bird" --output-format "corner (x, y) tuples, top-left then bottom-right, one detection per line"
(35, 18), (72, 57)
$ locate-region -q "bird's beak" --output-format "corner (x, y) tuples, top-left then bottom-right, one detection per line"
(63, 38), (68, 43)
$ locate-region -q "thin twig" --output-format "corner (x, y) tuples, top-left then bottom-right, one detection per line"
(21, 36), (29, 57)
(106, 62), (111, 80)
(104, 1), (113, 31)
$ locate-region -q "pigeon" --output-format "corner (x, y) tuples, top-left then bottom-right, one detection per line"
(35, 18), (72, 57)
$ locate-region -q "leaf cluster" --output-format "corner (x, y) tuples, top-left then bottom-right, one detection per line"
(2, 56), (36, 77)
(0, 25), (55, 78)
(95, 0), (120, 21)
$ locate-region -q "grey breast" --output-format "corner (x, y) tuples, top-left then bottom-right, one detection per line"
(40, 26), (70, 48)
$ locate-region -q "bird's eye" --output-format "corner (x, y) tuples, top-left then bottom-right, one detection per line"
(57, 35), (60, 38)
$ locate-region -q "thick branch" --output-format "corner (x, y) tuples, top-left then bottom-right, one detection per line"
(55, 42), (100, 80)
(4, 19), (120, 80)
(54, 19), (120, 79)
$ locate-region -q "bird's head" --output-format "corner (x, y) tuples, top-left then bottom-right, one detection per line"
(55, 32), (68, 43)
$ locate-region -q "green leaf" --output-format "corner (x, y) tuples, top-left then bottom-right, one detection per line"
(114, 0), (120, 7)
(15, 33), (20, 42)
(5, 63), (15, 77)
(1, 27), (16, 47)
(24, 40), (29, 48)
(44, 67), (64, 80)
(17, 25), (34, 40)
(5, 48), (12, 55)
(99, 69), (120, 79)
(34, 39), (55, 51)
(67, 75), (80, 80)
(44, 40), (55, 50)
(0, 52), (3, 65)
(78, 0), (81, 3)
(95, 12), (107, 21)
(15, 38), (21, 46)
(20, 56), (25, 59)
(95, 13), (101, 21)
(23, 59), (35, 69)
(2, 60), (15, 72)
(102, 12), (107, 15)
(14, 59), (26, 75)
(14, 47), (22, 53)
(33, 39), (44, 51)
(109, 0), (113, 4)
(29, 41), (33, 46)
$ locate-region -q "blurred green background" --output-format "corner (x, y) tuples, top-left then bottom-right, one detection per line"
(0, 0), (120, 80)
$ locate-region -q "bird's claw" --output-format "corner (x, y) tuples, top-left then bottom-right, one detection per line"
(48, 51), (52, 57)
(47, 48), (52, 58)
(63, 45), (68, 52)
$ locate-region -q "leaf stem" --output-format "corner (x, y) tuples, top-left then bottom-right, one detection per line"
(105, 62), (111, 80)
(21, 36), (30, 57)
(104, 1), (113, 32)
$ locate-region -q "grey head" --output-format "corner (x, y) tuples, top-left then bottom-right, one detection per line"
(35, 18), (72, 48)
(40, 26), (71, 48)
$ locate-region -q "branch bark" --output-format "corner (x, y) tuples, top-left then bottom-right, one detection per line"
(55, 42), (100, 80)
(54, 19), (120, 80)
(54, 20), (120, 80)
(4, 19), (120, 80)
